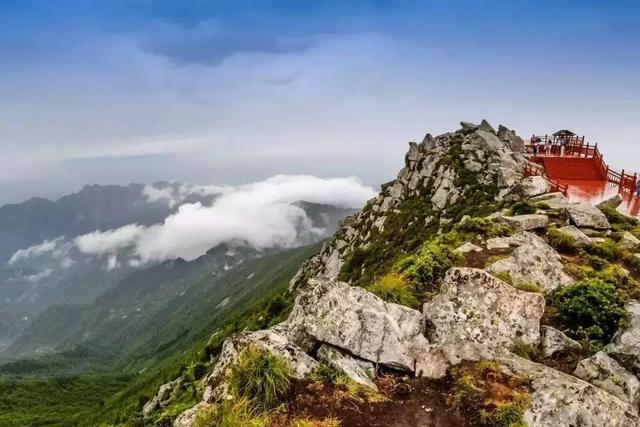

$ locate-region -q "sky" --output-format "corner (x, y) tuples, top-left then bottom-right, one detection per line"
(1, 0), (640, 204)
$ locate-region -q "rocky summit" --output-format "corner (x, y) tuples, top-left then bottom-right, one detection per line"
(145, 121), (640, 427)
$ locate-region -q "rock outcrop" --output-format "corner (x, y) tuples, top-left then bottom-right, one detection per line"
(574, 351), (640, 407)
(540, 325), (581, 358)
(486, 232), (574, 293)
(565, 203), (611, 230)
(606, 302), (640, 376)
(286, 278), (429, 371)
(424, 268), (544, 348)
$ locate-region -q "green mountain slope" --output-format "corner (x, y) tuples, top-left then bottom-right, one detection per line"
(0, 243), (319, 426)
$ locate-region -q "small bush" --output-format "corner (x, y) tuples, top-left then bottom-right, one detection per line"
(510, 200), (538, 216)
(194, 398), (271, 427)
(586, 240), (623, 261)
(510, 340), (541, 360)
(585, 254), (608, 271)
(289, 419), (341, 427)
(600, 207), (638, 232)
(547, 228), (578, 253)
(625, 254), (640, 271)
(228, 346), (293, 410)
(564, 263), (594, 280)
(307, 363), (345, 384)
(554, 278), (628, 346)
(456, 217), (512, 238)
(397, 233), (464, 300)
(367, 273), (418, 308)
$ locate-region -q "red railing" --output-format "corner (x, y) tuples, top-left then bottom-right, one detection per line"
(526, 134), (638, 196)
(523, 163), (569, 197)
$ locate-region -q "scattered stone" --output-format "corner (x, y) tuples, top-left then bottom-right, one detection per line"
(424, 268), (545, 349)
(286, 278), (429, 371)
(566, 203), (611, 230)
(597, 194), (624, 210)
(455, 242), (483, 254)
(573, 351), (640, 407)
(497, 352), (640, 427)
(540, 326), (581, 358)
(606, 302), (640, 376)
(143, 378), (183, 417)
(496, 213), (549, 232)
(619, 231), (640, 251)
(486, 236), (514, 250)
(558, 225), (592, 247)
(487, 232), (574, 293)
(317, 344), (378, 390)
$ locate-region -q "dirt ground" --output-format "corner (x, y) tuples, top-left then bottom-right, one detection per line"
(279, 375), (464, 427)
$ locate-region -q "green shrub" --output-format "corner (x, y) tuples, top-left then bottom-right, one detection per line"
(194, 398), (271, 427)
(586, 254), (608, 271)
(307, 363), (345, 383)
(554, 278), (628, 345)
(510, 340), (541, 360)
(625, 254), (640, 271)
(228, 346), (293, 410)
(564, 263), (594, 280)
(367, 273), (418, 308)
(456, 217), (512, 239)
(600, 207), (638, 232)
(510, 200), (538, 216)
(586, 240), (623, 261)
(547, 228), (578, 253)
(398, 233), (464, 300)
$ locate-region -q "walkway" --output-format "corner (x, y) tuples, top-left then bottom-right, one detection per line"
(523, 133), (640, 217)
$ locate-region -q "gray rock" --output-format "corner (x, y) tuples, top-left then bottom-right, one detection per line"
(540, 326), (581, 358)
(496, 213), (549, 232)
(597, 194), (624, 210)
(455, 242), (483, 254)
(574, 351), (640, 407)
(460, 121), (479, 131)
(520, 176), (551, 197)
(203, 329), (318, 402)
(286, 278), (429, 371)
(532, 192), (570, 210)
(143, 378), (182, 417)
(606, 302), (640, 376)
(487, 232), (574, 293)
(424, 268), (545, 349)
(496, 352), (640, 427)
(317, 344), (377, 390)
(558, 225), (592, 247)
(478, 119), (495, 134)
(566, 203), (611, 230)
(173, 402), (208, 427)
(619, 231), (640, 252)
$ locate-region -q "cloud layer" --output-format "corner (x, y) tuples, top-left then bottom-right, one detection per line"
(10, 175), (375, 269)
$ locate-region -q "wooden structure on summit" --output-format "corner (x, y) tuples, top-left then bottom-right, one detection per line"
(524, 130), (639, 198)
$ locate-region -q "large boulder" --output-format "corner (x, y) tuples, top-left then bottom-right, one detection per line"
(573, 351), (640, 407)
(424, 268), (545, 348)
(203, 329), (318, 402)
(505, 176), (550, 199)
(597, 194), (624, 210)
(606, 302), (640, 376)
(497, 352), (640, 427)
(173, 402), (208, 427)
(316, 344), (377, 390)
(566, 203), (611, 230)
(558, 225), (592, 247)
(285, 278), (429, 371)
(619, 231), (640, 252)
(486, 232), (574, 293)
(531, 192), (570, 210)
(540, 325), (581, 358)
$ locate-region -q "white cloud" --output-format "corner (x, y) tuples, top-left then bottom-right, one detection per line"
(142, 182), (230, 207)
(9, 237), (65, 265)
(26, 269), (52, 283)
(74, 224), (146, 255)
(75, 174), (376, 263)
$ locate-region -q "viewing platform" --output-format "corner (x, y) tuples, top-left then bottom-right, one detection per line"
(521, 130), (640, 217)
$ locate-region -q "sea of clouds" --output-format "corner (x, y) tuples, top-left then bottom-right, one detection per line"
(9, 175), (376, 273)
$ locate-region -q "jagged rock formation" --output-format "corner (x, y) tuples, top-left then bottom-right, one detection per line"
(157, 121), (640, 427)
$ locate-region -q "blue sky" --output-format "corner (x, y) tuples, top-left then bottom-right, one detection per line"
(1, 0), (639, 203)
